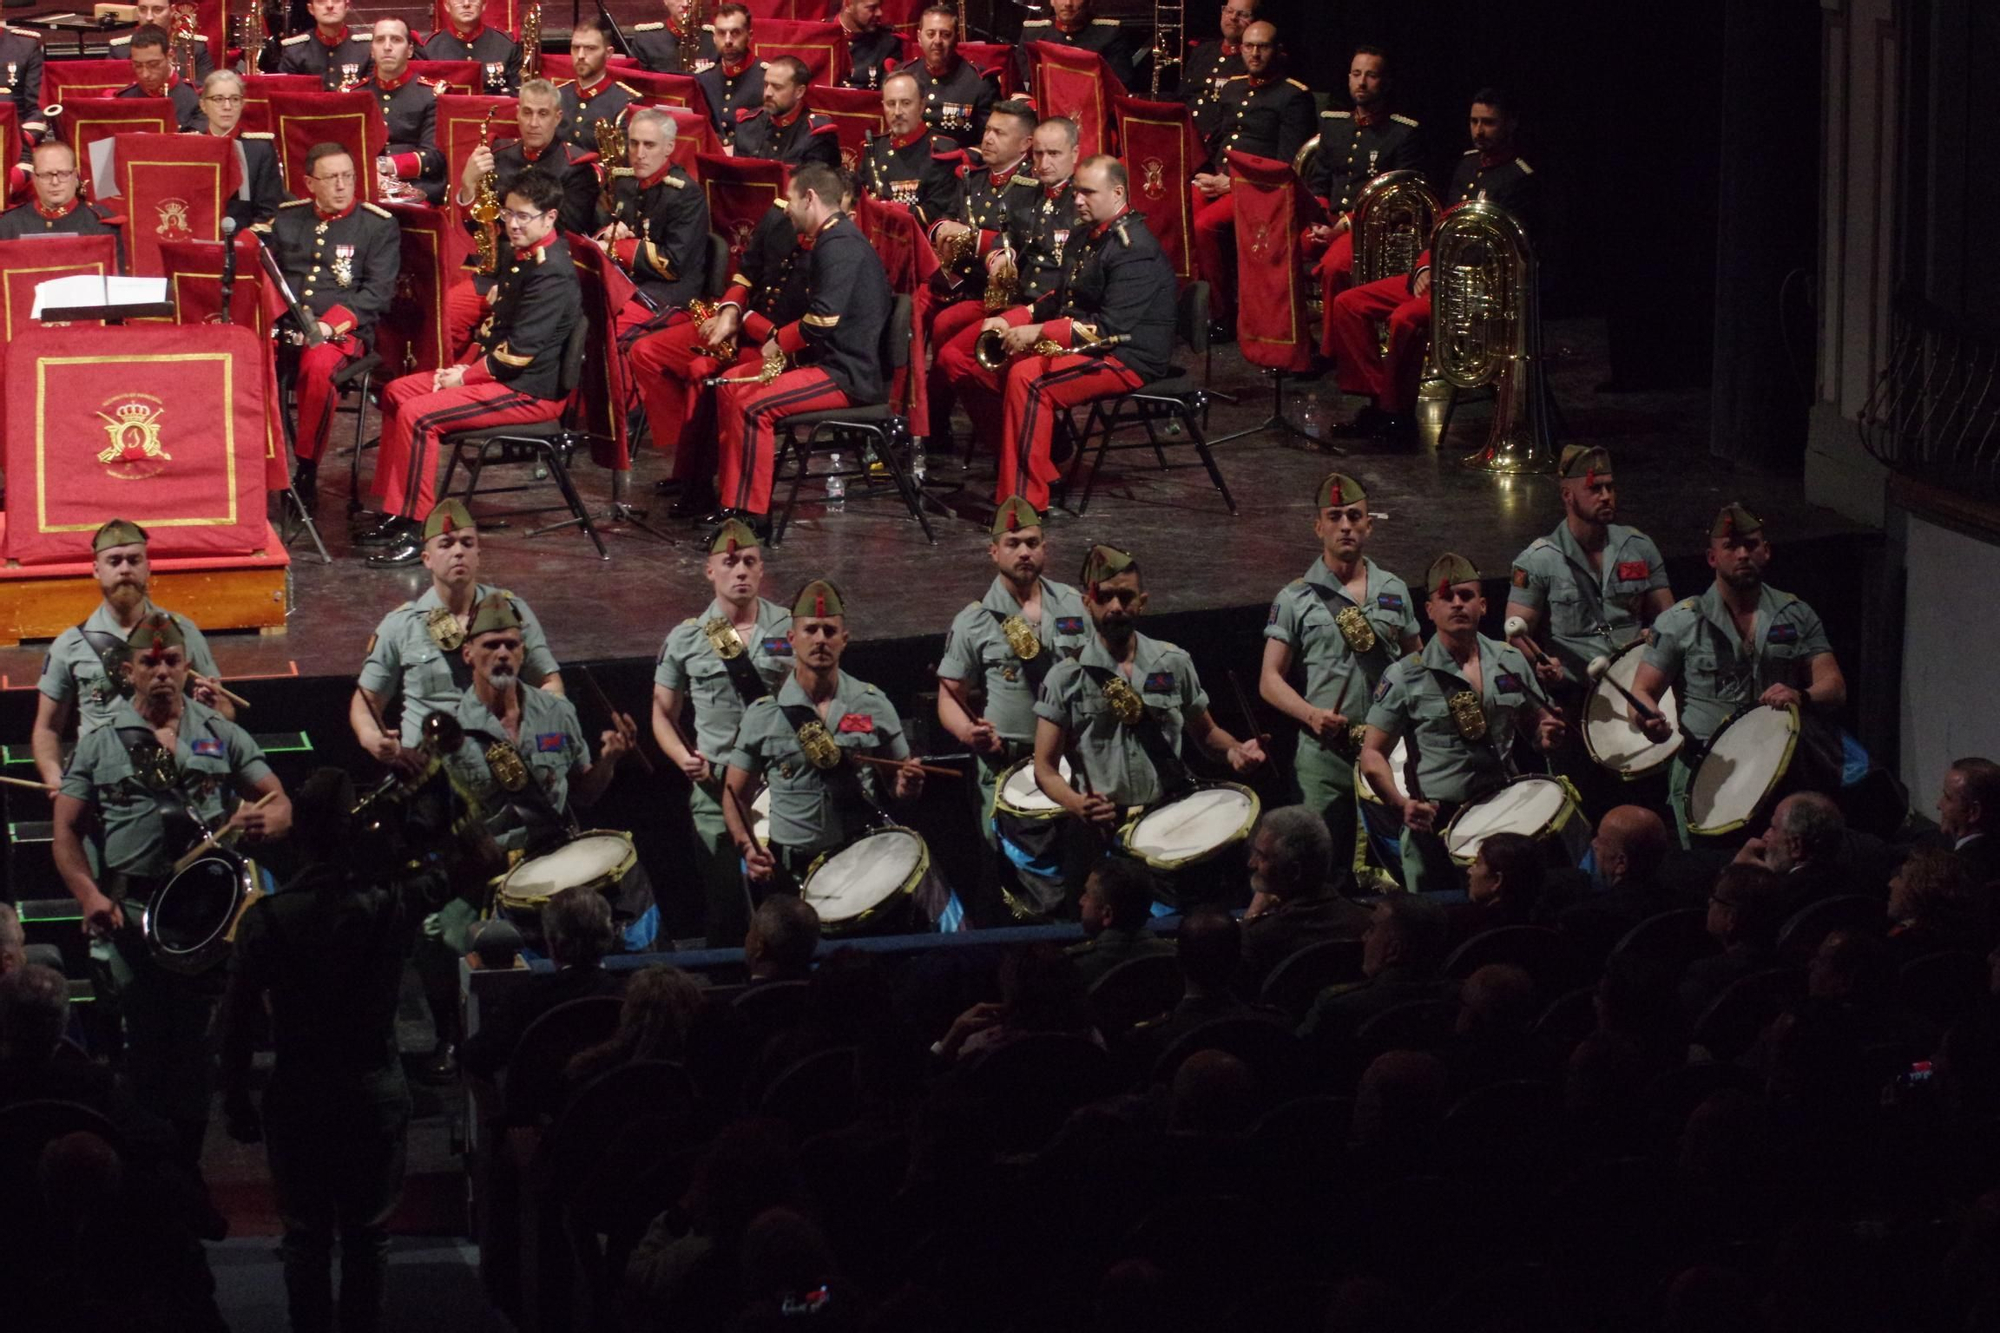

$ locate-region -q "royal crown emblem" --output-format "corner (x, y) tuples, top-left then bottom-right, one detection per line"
(155, 197), (193, 242)
(96, 395), (172, 479)
(1140, 157), (1166, 200)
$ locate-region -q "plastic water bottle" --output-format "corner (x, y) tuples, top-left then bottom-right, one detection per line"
(825, 453), (846, 510)
(909, 438), (927, 484)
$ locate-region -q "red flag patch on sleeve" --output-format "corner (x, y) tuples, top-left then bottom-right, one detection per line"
(1617, 560), (1650, 581)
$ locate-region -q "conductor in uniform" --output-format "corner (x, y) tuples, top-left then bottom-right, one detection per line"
(278, 0), (372, 88)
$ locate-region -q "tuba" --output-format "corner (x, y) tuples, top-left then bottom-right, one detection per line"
(1147, 0), (1183, 98)
(1351, 169), (1441, 285)
(1430, 199), (1556, 474)
(471, 106), (503, 275)
(520, 1), (543, 80)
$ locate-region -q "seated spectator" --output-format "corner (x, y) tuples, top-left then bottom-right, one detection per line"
(1129, 908), (1253, 1054)
(1299, 894), (1455, 1045)
(1351, 1048), (1451, 1155)
(1240, 804), (1371, 981)
(1888, 846), (1991, 963)
(936, 941), (1100, 1062)
(1808, 928), (1895, 1007)
(1166, 1048), (1258, 1136)
(0, 901), (24, 975)
(461, 889), (621, 1078)
(1595, 952), (1687, 1074)
(1563, 1030), (1650, 1159)
(1678, 863), (1787, 1021)
(1735, 792), (1856, 915)
(1587, 804), (1678, 926)
(1447, 831), (1549, 946)
(1066, 859), (1174, 989)
(746, 894), (822, 982)
(0, 964), (161, 1148)
(735, 1207), (860, 1333)
(1937, 756), (2000, 886)
(565, 964), (706, 1088)
(1443, 962), (1553, 1092)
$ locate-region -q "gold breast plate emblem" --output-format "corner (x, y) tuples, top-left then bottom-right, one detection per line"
(1100, 675), (1145, 726)
(1001, 615), (1040, 662)
(1333, 604), (1378, 654)
(425, 607), (466, 651)
(485, 739), (530, 791)
(795, 719), (843, 770)
(1446, 690), (1488, 742)
(703, 617), (746, 660)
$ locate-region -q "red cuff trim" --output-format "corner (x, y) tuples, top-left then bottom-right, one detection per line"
(743, 312), (773, 344)
(615, 237), (638, 267)
(392, 152), (420, 178)
(1042, 317), (1073, 347)
(466, 358), (495, 384)
(722, 283), (751, 307)
(322, 304), (356, 335)
(777, 321), (806, 355)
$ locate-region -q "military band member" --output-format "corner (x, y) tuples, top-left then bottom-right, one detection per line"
(733, 55), (841, 169)
(653, 520), (794, 943)
(197, 71), (285, 231)
(1630, 504), (1848, 842)
(1018, 0), (1136, 91)
(695, 4), (764, 148)
(593, 108), (710, 341)
(278, 0), (372, 89)
(108, 0), (214, 79)
(1261, 473), (1421, 868)
(1328, 88), (1538, 445)
(721, 579), (921, 889)
(1187, 20), (1312, 328)
(0, 21), (46, 140)
(421, 0), (521, 95)
(365, 19), (445, 204)
(629, 1), (717, 72)
(937, 499), (1093, 918)
(32, 520), (230, 790)
(1306, 45), (1423, 345)
(835, 0), (899, 91)
(51, 613), (291, 1156)
(352, 499), (563, 763)
(1359, 554), (1567, 893)
(1033, 547), (1265, 878)
(0, 141), (124, 251)
(954, 155), (1174, 510)
(252, 144), (401, 511)
(863, 70), (967, 229)
(116, 25), (206, 132)
(1181, 0), (1256, 124)
(557, 17), (639, 151)
(908, 4), (997, 150)
(716, 164), (892, 530)
(360, 168), (582, 560)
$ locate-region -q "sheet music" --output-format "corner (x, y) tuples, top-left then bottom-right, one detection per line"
(233, 140), (251, 201)
(31, 274), (170, 319)
(89, 138), (118, 198)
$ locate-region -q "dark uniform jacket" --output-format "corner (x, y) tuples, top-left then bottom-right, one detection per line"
(0, 198), (123, 256)
(1018, 16), (1135, 90)
(627, 18), (716, 73)
(558, 74), (639, 151)
(595, 160), (709, 310)
(485, 136), (599, 238)
(719, 202), (812, 344)
(1202, 72), (1314, 170)
(421, 23), (520, 93)
(1311, 107), (1424, 215)
(1443, 147), (1538, 222)
(370, 70), (445, 204)
(733, 104), (840, 169)
(861, 126), (964, 232)
(1181, 37), (1242, 123)
(948, 154), (1035, 293)
(841, 25), (900, 90)
(1002, 175), (1076, 302)
(109, 29), (215, 80)
(116, 78), (206, 133)
(277, 26), (373, 89)
(777, 212), (890, 404)
(695, 55), (763, 145)
(472, 230), (582, 399)
(0, 26), (45, 128)
(1030, 207), (1175, 380)
(909, 54), (996, 150)
(220, 130), (287, 230)
(253, 197), (401, 345)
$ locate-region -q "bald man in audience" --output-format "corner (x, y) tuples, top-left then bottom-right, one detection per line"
(1588, 805), (1678, 929)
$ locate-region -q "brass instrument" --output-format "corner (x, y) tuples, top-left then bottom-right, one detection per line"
(1333, 604), (1378, 655)
(983, 240), (1019, 313)
(1351, 169), (1441, 285)
(37, 103), (62, 146)
(1147, 0), (1183, 98)
(676, 0), (705, 73)
(974, 329), (1064, 371)
(169, 3), (200, 86)
(1445, 689), (1488, 742)
(233, 0), (259, 66)
(520, 1), (544, 79)
(685, 298), (736, 360)
(954, 0), (967, 43)
(1430, 199), (1555, 473)
(471, 106), (503, 275)
(1291, 134), (1319, 183)
(595, 115), (632, 216)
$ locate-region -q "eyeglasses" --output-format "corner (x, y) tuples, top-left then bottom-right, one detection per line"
(33, 168), (77, 181)
(202, 94), (245, 106)
(501, 207), (554, 224)
(309, 170), (356, 184)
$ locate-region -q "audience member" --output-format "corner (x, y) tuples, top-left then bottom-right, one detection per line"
(1166, 1048), (1258, 1136)
(1679, 862), (1787, 1020)
(937, 941), (1099, 1062)
(1443, 962), (1552, 1091)
(1562, 1029), (1650, 1158)
(1888, 846), (1991, 964)
(1240, 804), (1371, 981)
(1938, 757), (2000, 885)
(734, 1207), (859, 1332)
(1299, 895), (1455, 1044)
(746, 894), (822, 982)
(461, 888), (621, 1078)
(1735, 791), (1854, 914)
(1351, 1048), (1451, 1154)
(1067, 859), (1174, 988)
(1130, 908), (1253, 1053)
(0, 901), (24, 975)
(565, 963), (706, 1088)
(1447, 830), (1549, 946)
(1585, 804), (1677, 926)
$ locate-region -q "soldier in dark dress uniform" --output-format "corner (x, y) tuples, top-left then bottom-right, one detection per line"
(862, 70), (966, 232)
(733, 55), (841, 169)
(592, 107), (710, 343)
(0, 141), (124, 254)
(0, 22), (47, 141)
(1017, 0), (1135, 90)
(694, 3), (764, 148)
(115, 26), (206, 132)
(628, 4), (717, 73)
(109, 0), (214, 81)
(277, 0), (372, 89)
(422, 0), (521, 94)
(907, 4), (997, 150)
(365, 20), (445, 205)
(1182, 0), (1256, 124)
(196, 71), (286, 230)
(835, 0), (899, 91)
(1307, 46), (1424, 346)
(557, 16), (639, 151)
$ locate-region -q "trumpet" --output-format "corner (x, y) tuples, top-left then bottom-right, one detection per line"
(974, 327), (1064, 371)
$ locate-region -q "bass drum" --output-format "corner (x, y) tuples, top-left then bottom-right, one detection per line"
(1118, 782), (1260, 909)
(1441, 774), (1588, 868)
(143, 850), (267, 975)
(801, 826), (931, 936)
(1686, 702), (1805, 840)
(1583, 639), (1682, 779)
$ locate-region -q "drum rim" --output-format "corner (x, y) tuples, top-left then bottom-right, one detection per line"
(1581, 638), (1683, 778)
(1117, 781), (1262, 870)
(142, 852), (257, 973)
(992, 755), (1072, 819)
(1442, 773), (1582, 865)
(803, 825), (930, 929)
(498, 829), (636, 909)
(1686, 701), (1800, 838)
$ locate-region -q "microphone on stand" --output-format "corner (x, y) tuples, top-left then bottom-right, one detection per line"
(218, 217), (239, 325)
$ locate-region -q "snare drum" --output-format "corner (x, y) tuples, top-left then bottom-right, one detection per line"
(1118, 783), (1260, 908)
(1583, 640), (1683, 779)
(498, 830), (638, 927)
(992, 756), (1072, 885)
(1686, 703), (1800, 839)
(143, 850), (267, 975)
(801, 826), (930, 935)
(1441, 774), (1587, 867)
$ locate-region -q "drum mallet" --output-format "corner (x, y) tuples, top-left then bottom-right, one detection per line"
(1502, 616), (1555, 672)
(1584, 655), (1664, 723)
(577, 664), (656, 776)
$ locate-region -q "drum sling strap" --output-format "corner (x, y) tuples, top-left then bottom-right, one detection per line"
(1080, 664), (1194, 797)
(778, 702), (889, 832)
(983, 609), (1057, 768)
(461, 723), (578, 851)
(711, 636), (773, 709)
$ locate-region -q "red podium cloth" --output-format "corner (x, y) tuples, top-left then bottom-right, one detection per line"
(429, 0), (519, 39)
(241, 74), (321, 135)
(809, 85), (880, 174)
(699, 152), (788, 274)
(1226, 149), (1312, 373)
(437, 93), (519, 200)
(0, 236), (118, 343)
(3, 323), (274, 564)
(269, 90), (391, 201)
(409, 60), (486, 95)
(612, 69), (711, 124)
(959, 43), (1022, 98)
(757, 20), (850, 88)
(157, 235), (290, 491)
(854, 191), (934, 417)
(41, 61), (134, 107)
(1113, 93), (1200, 284)
(110, 132), (242, 277)
(742, 0), (822, 21)
(65, 99), (176, 203)
(563, 235), (638, 471)
(1029, 42), (1114, 160)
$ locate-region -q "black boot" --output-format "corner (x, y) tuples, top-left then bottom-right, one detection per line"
(292, 459), (318, 512)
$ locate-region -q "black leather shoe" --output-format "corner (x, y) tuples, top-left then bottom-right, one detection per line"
(420, 1041), (459, 1083)
(1329, 405), (1390, 439)
(349, 508), (392, 530)
(652, 476), (682, 496)
(354, 517), (420, 548)
(291, 461), (318, 512)
(365, 534), (425, 568)
(670, 489), (720, 521)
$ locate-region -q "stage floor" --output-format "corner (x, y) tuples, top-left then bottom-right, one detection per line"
(0, 319), (1864, 691)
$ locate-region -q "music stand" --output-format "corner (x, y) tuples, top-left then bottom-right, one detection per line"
(33, 282), (176, 323)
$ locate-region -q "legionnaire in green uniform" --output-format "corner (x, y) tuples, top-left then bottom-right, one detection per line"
(1359, 554), (1567, 894)
(1260, 472), (1421, 872)
(937, 497), (1092, 919)
(32, 518), (231, 788)
(50, 612), (292, 1158)
(1630, 503), (1848, 844)
(720, 579), (923, 891)
(652, 519), (795, 944)
(352, 500), (564, 762)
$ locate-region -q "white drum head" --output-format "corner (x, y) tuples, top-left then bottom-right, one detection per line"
(1689, 705), (1799, 836)
(751, 784), (772, 847)
(1127, 786), (1257, 865)
(1357, 737), (1410, 805)
(503, 832), (633, 902)
(1584, 645), (1682, 776)
(805, 828), (926, 922)
(1445, 777), (1575, 862)
(998, 757), (1070, 815)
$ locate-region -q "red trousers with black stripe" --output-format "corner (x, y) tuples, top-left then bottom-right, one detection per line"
(626, 312), (762, 483)
(443, 279), (489, 359)
(998, 353), (1144, 509)
(1191, 188), (1237, 321)
(292, 334), (366, 463)
(924, 298), (990, 440)
(372, 375), (564, 519)
(716, 366), (849, 516)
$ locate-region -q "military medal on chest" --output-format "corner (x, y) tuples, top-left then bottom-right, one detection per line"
(332, 243), (355, 289)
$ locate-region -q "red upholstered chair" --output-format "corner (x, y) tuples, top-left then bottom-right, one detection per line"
(110, 131), (241, 276)
(756, 19), (851, 88)
(268, 90), (391, 200)
(959, 42), (1022, 98)
(611, 68), (711, 123)
(241, 73), (321, 134)
(40, 60), (133, 106)
(1027, 41), (1114, 159)
(741, 0), (823, 20)
(64, 99), (175, 204)
(1113, 92), (1200, 286)
(808, 83), (882, 174)
(697, 151), (788, 276)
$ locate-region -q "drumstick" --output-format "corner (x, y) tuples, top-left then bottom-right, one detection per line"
(577, 664), (656, 776)
(846, 752), (962, 781)
(1225, 668), (1280, 778)
(0, 774), (58, 795)
(1584, 655), (1663, 722)
(175, 791), (277, 873)
(191, 673), (252, 711)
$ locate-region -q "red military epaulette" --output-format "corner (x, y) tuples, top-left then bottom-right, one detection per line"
(735, 105), (759, 123)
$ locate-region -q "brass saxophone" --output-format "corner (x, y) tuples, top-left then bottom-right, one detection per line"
(676, 0), (705, 73)
(595, 115), (631, 216)
(1431, 199), (1555, 474)
(169, 4), (200, 86)
(520, 1), (543, 80)
(471, 107), (503, 275)
(684, 298), (736, 360)
(983, 240), (1020, 313)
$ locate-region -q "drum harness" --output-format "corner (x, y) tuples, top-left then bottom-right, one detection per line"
(1080, 664), (1195, 799)
(1304, 580), (1386, 757)
(704, 616), (775, 710)
(103, 726), (231, 904)
(985, 608), (1062, 768)
(777, 702), (892, 868)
